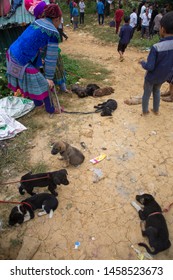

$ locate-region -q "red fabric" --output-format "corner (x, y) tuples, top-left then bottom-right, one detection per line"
(115, 9), (124, 22)
(0, 0), (10, 16)
(44, 3), (62, 18)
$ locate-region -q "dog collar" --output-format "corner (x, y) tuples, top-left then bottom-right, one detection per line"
(21, 202), (33, 209)
(148, 211), (162, 217)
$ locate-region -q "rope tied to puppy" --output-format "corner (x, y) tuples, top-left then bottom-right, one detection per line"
(0, 175), (50, 185)
(162, 202), (173, 213)
(0, 200), (32, 209)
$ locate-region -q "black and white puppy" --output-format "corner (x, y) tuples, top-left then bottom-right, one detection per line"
(9, 193), (58, 226)
(19, 169), (69, 196)
(132, 194), (171, 255)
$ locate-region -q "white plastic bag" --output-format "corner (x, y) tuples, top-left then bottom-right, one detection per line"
(0, 96), (35, 119)
(0, 112), (27, 140)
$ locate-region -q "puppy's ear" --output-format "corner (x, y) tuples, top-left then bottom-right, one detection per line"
(144, 194), (154, 203)
(53, 176), (61, 185)
(62, 169), (68, 175)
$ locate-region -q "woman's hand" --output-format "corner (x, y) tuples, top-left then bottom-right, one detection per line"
(47, 79), (54, 89)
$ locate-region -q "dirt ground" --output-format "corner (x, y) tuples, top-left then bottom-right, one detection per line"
(1, 26), (173, 260)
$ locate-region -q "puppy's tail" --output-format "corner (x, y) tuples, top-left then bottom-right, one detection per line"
(18, 186), (25, 195)
(138, 242), (157, 255)
(138, 242), (156, 254)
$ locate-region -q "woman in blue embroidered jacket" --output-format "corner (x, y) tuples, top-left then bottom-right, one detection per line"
(6, 4), (62, 114)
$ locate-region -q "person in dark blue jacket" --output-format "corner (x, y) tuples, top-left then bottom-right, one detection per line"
(117, 16), (133, 62)
(140, 11), (173, 115)
(96, 0), (105, 25)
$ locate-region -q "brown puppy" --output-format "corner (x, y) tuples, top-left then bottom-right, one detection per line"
(93, 87), (114, 97)
(51, 141), (85, 166)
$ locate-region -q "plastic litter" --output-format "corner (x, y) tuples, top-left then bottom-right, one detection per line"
(92, 168), (103, 183)
(90, 154), (106, 164)
(74, 241), (80, 249)
(131, 245), (153, 260)
(80, 142), (87, 149)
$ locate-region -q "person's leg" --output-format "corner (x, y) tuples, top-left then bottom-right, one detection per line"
(141, 25), (145, 38)
(116, 21), (120, 34)
(152, 83), (162, 113)
(33, 99), (44, 107)
(142, 80), (153, 114)
(146, 26), (149, 39)
(98, 14), (101, 25)
(80, 12), (82, 24)
(102, 14), (104, 25)
(44, 95), (56, 114)
(62, 31), (68, 40)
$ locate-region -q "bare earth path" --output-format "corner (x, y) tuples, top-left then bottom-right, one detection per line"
(1, 27), (173, 260)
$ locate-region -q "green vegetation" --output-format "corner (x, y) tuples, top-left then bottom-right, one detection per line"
(0, 112), (44, 180)
(63, 54), (110, 85)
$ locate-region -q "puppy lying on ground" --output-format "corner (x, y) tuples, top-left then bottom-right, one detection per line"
(51, 141), (85, 166)
(93, 87), (114, 97)
(124, 96), (142, 105)
(19, 169), (69, 196)
(94, 99), (118, 116)
(85, 84), (100, 96)
(9, 193), (58, 226)
(71, 84), (87, 98)
(131, 193), (171, 255)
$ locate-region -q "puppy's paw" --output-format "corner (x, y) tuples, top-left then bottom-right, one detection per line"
(58, 156), (64, 160)
(131, 201), (142, 212)
(49, 210), (54, 219)
(140, 221), (146, 231)
(38, 210), (47, 217)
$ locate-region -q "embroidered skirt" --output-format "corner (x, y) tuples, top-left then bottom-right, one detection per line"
(6, 52), (49, 101)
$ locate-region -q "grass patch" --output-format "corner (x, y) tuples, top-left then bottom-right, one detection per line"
(0, 112), (44, 181)
(63, 54), (111, 85)
(31, 161), (49, 174)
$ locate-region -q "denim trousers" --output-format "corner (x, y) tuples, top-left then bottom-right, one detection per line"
(142, 79), (162, 113)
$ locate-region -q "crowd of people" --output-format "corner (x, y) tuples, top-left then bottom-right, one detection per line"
(3, 0), (173, 117)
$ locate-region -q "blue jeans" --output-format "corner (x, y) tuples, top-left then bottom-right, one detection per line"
(142, 79), (162, 113)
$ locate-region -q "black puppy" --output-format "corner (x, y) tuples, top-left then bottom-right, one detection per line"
(9, 193), (58, 226)
(19, 169), (69, 197)
(94, 99), (118, 116)
(134, 194), (171, 255)
(85, 84), (100, 96)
